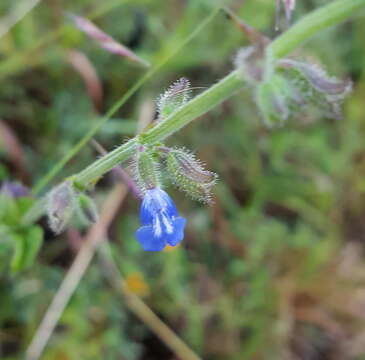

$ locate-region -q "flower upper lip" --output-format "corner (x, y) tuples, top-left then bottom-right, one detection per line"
(140, 187), (178, 225)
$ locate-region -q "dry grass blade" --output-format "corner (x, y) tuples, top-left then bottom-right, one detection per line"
(69, 13), (150, 68)
(0, 0), (41, 38)
(223, 7), (270, 47)
(66, 50), (103, 112)
(25, 184), (128, 360)
(97, 244), (202, 360)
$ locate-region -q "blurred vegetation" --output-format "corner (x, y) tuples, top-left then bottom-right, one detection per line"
(1, 0), (365, 359)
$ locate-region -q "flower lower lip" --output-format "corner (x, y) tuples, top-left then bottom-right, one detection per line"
(136, 187), (186, 251)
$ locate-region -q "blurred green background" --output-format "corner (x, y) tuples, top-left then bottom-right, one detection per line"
(1, 0), (365, 359)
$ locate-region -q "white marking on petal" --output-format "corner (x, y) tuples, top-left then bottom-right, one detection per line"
(153, 215), (162, 237)
(153, 188), (169, 209)
(161, 213), (174, 234)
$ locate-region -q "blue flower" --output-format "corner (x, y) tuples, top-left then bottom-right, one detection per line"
(136, 187), (186, 251)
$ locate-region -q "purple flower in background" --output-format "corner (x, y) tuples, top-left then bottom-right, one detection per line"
(1, 181), (29, 198)
(136, 187), (186, 251)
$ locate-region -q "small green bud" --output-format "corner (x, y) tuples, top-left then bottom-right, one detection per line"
(46, 181), (76, 234)
(165, 148), (217, 204)
(76, 193), (98, 224)
(132, 146), (161, 194)
(157, 78), (191, 120)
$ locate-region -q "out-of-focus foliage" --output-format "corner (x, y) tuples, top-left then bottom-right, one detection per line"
(1, 0), (365, 359)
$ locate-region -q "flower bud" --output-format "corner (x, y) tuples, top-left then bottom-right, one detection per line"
(279, 59), (352, 95)
(255, 59), (352, 126)
(165, 148), (217, 203)
(157, 78), (191, 120)
(278, 59), (352, 121)
(76, 193), (98, 224)
(46, 181), (76, 234)
(132, 147), (160, 194)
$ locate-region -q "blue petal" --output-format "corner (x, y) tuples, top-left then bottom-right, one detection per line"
(136, 225), (166, 251)
(140, 187), (178, 225)
(136, 215), (186, 251)
(165, 216), (186, 246)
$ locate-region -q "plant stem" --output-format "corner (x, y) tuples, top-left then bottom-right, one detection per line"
(75, 0), (365, 188)
(75, 69), (243, 185)
(22, 0), (365, 225)
(32, 6), (222, 195)
(269, 0), (365, 59)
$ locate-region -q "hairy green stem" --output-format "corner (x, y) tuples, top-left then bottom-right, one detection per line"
(75, 0), (365, 188)
(75, 70), (243, 185)
(22, 0), (365, 225)
(32, 6), (221, 195)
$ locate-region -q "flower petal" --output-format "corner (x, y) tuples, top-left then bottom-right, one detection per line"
(136, 225), (166, 251)
(140, 187), (178, 225)
(165, 216), (186, 246)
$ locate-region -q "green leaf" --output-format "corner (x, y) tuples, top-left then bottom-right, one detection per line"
(17, 197), (35, 216)
(0, 193), (34, 227)
(10, 233), (26, 273)
(10, 226), (43, 273)
(0, 193), (20, 225)
(23, 226), (43, 269)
